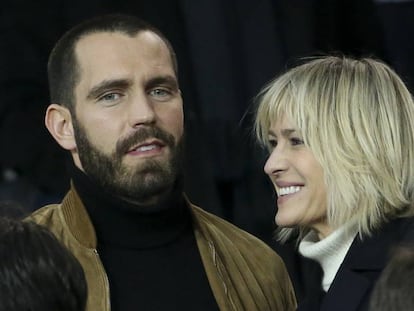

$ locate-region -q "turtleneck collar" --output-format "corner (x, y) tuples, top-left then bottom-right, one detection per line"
(298, 223), (358, 291)
(70, 165), (191, 249)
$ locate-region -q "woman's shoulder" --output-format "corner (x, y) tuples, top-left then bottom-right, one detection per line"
(392, 215), (414, 243)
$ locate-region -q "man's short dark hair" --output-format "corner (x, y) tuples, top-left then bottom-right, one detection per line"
(47, 14), (178, 112)
(0, 217), (87, 311)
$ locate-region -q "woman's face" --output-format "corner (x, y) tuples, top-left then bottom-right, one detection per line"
(264, 115), (332, 238)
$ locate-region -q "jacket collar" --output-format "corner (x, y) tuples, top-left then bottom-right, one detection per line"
(59, 185), (195, 250)
(60, 184), (97, 249)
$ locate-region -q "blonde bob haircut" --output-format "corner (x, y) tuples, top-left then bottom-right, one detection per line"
(255, 56), (414, 242)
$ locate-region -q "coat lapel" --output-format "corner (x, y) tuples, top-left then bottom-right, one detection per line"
(321, 221), (399, 311)
(321, 268), (372, 310)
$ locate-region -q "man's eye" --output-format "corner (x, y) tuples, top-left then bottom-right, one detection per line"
(99, 92), (122, 102)
(149, 88), (171, 98)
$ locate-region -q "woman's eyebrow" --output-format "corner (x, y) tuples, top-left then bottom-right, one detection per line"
(281, 129), (296, 136)
(268, 128), (296, 137)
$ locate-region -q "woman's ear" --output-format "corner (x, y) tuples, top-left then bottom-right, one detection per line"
(45, 104), (77, 151)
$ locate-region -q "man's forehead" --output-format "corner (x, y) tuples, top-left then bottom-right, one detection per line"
(73, 30), (176, 91)
(73, 30), (173, 76)
(74, 30), (163, 55)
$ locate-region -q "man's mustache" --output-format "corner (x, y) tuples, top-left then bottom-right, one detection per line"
(116, 126), (176, 155)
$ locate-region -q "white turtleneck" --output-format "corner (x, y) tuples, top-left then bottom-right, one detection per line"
(298, 224), (358, 292)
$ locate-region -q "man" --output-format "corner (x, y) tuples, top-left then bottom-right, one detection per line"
(29, 14), (296, 311)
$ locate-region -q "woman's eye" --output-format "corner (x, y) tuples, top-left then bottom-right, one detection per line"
(268, 139), (278, 149)
(290, 137), (304, 146)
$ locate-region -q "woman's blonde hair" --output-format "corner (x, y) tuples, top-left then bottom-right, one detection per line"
(255, 56), (414, 242)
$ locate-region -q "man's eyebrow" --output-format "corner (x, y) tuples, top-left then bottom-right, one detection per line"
(86, 79), (132, 100)
(146, 75), (179, 90)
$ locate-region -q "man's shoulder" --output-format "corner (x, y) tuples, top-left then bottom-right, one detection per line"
(190, 204), (279, 258)
(26, 203), (63, 226)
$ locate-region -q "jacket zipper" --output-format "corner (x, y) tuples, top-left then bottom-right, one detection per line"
(208, 240), (237, 310)
(94, 249), (111, 310)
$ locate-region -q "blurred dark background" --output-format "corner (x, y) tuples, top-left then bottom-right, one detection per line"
(1, 0), (414, 245)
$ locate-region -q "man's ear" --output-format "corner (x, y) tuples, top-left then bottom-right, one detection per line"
(45, 104), (77, 151)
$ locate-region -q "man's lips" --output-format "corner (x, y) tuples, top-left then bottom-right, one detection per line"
(116, 126), (175, 156)
(126, 140), (166, 155)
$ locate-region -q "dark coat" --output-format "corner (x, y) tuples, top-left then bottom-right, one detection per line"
(289, 216), (414, 311)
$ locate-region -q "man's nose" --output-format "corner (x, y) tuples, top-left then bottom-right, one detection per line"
(127, 94), (156, 128)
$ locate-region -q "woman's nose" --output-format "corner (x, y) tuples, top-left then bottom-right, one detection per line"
(264, 146), (288, 176)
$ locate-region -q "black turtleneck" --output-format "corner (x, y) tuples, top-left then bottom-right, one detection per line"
(71, 167), (219, 311)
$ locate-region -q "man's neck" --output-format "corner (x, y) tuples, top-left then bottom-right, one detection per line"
(70, 165), (190, 248)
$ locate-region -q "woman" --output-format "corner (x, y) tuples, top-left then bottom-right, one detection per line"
(254, 56), (414, 310)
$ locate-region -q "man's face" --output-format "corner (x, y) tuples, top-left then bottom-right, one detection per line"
(71, 31), (184, 205)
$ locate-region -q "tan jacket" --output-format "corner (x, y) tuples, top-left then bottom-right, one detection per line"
(29, 188), (296, 310)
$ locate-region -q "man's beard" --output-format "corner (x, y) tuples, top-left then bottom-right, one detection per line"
(72, 117), (184, 205)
